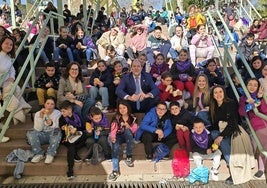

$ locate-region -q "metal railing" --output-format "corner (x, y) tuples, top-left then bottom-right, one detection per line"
(20, 0), (43, 29)
(206, 9), (267, 157)
(0, 11), (65, 142)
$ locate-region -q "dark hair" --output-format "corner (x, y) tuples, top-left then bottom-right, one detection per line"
(210, 85), (230, 123)
(206, 58), (216, 66)
(196, 24), (205, 31)
(117, 100), (132, 115)
(89, 106), (102, 117)
(161, 71), (173, 80)
(44, 96), (56, 104)
(97, 59), (107, 66)
(193, 117), (205, 125)
(155, 53), (165, 60)
(106, 44), (115, 51)
(251, 56), (264, 70)
(114, 60), (123, 67)
(246, 32), (255, 39)
(246, 78), (260, 89)
(0, 36), (15, 58)
(59, 26), (67, 32)
(45, 62), (55, 68)
(169, 101), (180, 108)
(59, 100), (73, 110)
(157, 101), (167, 108)
(62, 62), (83, 82)
(154, 26), (162, 31)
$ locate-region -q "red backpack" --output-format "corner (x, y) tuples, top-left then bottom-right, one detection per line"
(172, 149), (190, 178)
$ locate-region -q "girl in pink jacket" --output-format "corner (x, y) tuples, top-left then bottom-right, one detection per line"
(108, 100), (138, 181)
(189, 24), (215, 66)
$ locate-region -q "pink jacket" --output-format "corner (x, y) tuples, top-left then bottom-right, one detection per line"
(238, 96), (267, 131)
(191, 33), (213, 47)
(109, 114), (138, 140)
(129, 26), (148, 51)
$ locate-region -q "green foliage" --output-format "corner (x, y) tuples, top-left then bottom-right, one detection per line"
(183, 0), (215, 11)
(257, 0), (267, 17)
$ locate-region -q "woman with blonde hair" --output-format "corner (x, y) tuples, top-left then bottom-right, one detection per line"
(192, 74), (211, 127)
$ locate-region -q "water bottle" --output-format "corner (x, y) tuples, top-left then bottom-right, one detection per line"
(94, 130), (99, 139)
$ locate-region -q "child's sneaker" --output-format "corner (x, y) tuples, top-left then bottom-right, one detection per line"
(108, 171), (120, 181)
(211, 167), (219, 181)
(74, 154), (82, 163)
(95, 101), (103, 110)
(67, 171), (75, 180)
(133, 139), (141, 144)
(125, 157), (134, 167)
(31, 154), (44, 163)
(102, 107), (108, 113)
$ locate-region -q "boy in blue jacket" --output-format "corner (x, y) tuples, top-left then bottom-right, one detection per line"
(136, 101), (177, 159)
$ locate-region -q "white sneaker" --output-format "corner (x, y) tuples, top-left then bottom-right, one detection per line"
(95, 101), (103, 110)
(31, 154), (44, 163)
(102, 107), (108, 113)
(211, 168), (219, 181)
(44, 154), (54, 164)
(1, 136), (10, 143)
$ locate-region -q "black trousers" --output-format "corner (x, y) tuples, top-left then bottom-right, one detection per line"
(63, 133), (87, 172)
(141, 131), (177, 156)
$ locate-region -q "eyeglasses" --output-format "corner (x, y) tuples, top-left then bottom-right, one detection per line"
(157, 107), (167, 111)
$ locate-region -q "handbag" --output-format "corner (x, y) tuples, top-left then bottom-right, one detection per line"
(218, 121), (227, 132)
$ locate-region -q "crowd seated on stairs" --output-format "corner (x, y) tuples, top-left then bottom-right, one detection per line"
(0, 0), (267, 185)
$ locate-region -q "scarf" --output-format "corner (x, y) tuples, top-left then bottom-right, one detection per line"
(65, 113), (82, 128)
(176, 60), (191, 72)
(192, 129), (209, 149)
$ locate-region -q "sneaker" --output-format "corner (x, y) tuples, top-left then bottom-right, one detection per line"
(133, 139), (141, 144)
(1, 136), (10, 143)
(224, 176), (233, 185)
(125, 157), (134, 167)
(102, 107), (108, 113)
(211, 168), (219, 181)
(146, 155), (152, 161)
(44, 154), (54, 164)
(67, 171), (75, 180)
(31, 154), (44, 163)
(108, 171), (120, 181)
(74, 154), (82, 163)
(254, 170), (264, 178)
(95, 101), (103, 110)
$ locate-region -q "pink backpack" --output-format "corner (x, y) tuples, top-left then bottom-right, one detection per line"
(172, 149), (190, 178)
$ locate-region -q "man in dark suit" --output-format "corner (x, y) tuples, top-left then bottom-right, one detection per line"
(116, 59), (159, 112)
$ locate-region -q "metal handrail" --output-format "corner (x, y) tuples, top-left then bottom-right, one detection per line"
(206, 9), (267, 157)
(20, 0), (42, 29)
(0, 11), (58, 142)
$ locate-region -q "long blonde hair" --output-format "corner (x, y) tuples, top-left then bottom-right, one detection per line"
(193, 74), (210, 109)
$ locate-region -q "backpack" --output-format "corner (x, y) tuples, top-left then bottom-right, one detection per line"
(188, 166), (209, 184)
(153, 143), (170, 163)
(172, 149), (190, 178)
(91, 143), (105, 165)
(152, 143), (170, 171)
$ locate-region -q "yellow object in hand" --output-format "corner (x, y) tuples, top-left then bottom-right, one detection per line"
(212, 143), (219, 151)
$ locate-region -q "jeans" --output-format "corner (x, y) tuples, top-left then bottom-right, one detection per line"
(146, 41), (171, 65)
(169, 48), (179, 59)
(211, 130), (231, 164)
(111, 129), (134, 171)
(54, 47), (74, 63)
(89, 86), (109, 107)
(35, 48), (49, 63)
(26, 129), (62, 156)
(196, 111), (211, 127)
